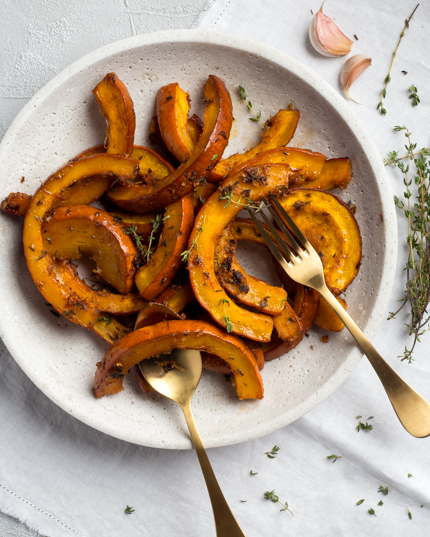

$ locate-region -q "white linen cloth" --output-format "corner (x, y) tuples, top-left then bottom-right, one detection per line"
(1, 0), (430, 536)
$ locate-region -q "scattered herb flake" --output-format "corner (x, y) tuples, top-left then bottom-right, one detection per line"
(124, 506), (135, 515)
(250, 470), (258, 476)
(265, 445), (280, 459)
(378, 485), (389, 495)
(356, 499), (365, 506)
(264, 490), (294, 515)
(327, 454), (342, 463)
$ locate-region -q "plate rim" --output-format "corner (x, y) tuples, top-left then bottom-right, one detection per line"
(0, 29), (397, 449)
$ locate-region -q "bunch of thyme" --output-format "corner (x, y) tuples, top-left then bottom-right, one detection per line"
(385, 127), (430, 362)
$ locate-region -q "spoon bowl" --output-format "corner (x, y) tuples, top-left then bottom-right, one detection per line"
(139, 349), (202, 406)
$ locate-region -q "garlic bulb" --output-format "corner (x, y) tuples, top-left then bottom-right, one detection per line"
(309, 4), (353, 57)
(340, 54), (372, 104)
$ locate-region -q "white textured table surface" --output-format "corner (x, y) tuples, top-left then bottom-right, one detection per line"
(1, 2), (206, 535)
(1, 1), (430, 536)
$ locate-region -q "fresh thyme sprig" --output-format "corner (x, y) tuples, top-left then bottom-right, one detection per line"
(147, 214), (170, 264)
(386, 127), (430, 363)
(265, 445), (280, 459)
(219, 298), (233, 332)
(264, 490), (294, 515)
(409, 85), (420, 106)
(327, 454), (342, 463)
(356, 421), (373, 432)
(377, 4), (419, 115)
(238, 85), (264, 129)
(218, 190), (265, 212)
(125, 223), (149, 262)
(181, 216), (206, 262)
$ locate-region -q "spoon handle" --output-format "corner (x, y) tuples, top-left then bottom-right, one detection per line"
(181, 401), (247, 537)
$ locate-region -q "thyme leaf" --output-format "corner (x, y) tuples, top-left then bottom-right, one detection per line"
(124, 506), (135, 514)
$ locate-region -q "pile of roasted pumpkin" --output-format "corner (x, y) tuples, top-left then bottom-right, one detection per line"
(1, 73), (362, 402)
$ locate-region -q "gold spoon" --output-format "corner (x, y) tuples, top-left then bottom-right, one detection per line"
(139, 349), (247, 537)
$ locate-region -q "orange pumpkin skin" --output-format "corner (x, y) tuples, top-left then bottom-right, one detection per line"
(209, 108), (300, 182)
(135, 195), (194, 300)
(106, 75), (233, 213)
(156, 83), (200, 163)
(1, 192), (32, 216)
(188, 159), (295, 342)
(23, 153), (139, 328)
(215, 218), (288, 315)
(92, 73), (136, 155)
(42, 205), (137, 294)
(94, 320), (264, 400)
(278, 188), (362, 295)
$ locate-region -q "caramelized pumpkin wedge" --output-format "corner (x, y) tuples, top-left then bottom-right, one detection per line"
(215, 219), (288, 315)
(303, 157), (352, 191)
(108, 75), (233, 213)
(135, 303), (182, 329)
(292, 284), (320, 332)
(1, 192), (32, 216)
(23, 153), (139, 328)
(108, 209), (159, 241)
(157, 83), (199, 163)
(278, 188), (362, 294)
(94, 320), (264, 400)
(93, 316), (132, 345)
(313, 295), (346, 331)
(92, 73), (135, 155)
(209, 108), (300, 182)
(42, 205), (137, 294)
(188, 158), (293, 342)
(135, 195), (194, 299)
(157, 279), (195, 313)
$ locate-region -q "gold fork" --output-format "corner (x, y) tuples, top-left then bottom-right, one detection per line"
(247, 194), (430, 438)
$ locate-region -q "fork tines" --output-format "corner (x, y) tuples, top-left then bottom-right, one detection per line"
(246, 194), (309, 268)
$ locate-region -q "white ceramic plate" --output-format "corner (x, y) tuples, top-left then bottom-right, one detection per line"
(0, 30), (396, 449)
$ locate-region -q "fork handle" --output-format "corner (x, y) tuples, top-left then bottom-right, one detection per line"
(180, 400), (247, 537)
(318, 285), (430, 438)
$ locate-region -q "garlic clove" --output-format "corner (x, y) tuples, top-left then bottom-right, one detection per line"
(340, 54), (372, 104)
(309, 4), (353, 57)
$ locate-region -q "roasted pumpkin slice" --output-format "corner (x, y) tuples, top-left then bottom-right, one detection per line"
(272, 301), (304, 343)
(157, 83), (200, 162)
(108, 209), (159, 241)
(92, 73), (136, 155)
(135, 303), (182, 329)
(93, 316), (132, 345)
(292, 284), (320, 332)
(188, 158), (293, 342)
(209, 108), (300, 182)
(157, 279), (195, 313)
(1, 192), (32, 216)
(278, 188), (362, 294)
(135, 195), (194, 299)
(301, 157), (352, 190)
(23, 153), (139, 328)
(94, 320), (264, 400)
(201, 345), (265, 375)
(108, 75), (233, 213)
(215, 220), (288, 315)
(313, 295), (346, 332)
(42, 205), (137, 294)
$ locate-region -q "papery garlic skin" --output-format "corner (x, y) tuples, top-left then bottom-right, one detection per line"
(309, 4), (353, 57)
(340, 54), (372, 104)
